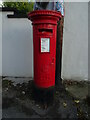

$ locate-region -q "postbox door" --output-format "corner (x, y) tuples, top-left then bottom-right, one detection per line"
(33, 25), (57, 88)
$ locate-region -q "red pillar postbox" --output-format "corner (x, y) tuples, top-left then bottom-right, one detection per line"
(28, 10), (61, 89)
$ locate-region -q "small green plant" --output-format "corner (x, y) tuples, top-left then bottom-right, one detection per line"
(3, 0), (34, 14)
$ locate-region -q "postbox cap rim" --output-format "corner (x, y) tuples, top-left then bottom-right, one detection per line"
(28, 10), (61, 21)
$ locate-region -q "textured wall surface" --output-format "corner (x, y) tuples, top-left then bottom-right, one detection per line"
(0, 3), (88, 81)
(0, 11), (2, 76)
(61, 2), (88, 81)
(1, 12), (33, 77)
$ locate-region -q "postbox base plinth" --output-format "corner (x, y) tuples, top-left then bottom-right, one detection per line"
(33, 84), (55, 105)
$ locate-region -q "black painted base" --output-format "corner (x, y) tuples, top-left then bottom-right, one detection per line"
(32, 84), (55, 105)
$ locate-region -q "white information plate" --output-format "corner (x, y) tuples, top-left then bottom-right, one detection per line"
(41, 38), (50, 53)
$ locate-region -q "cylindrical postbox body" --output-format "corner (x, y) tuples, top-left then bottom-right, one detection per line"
(28, 10), (61, 89)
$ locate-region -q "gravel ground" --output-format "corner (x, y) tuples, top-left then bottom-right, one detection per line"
(2, 78), (90, 119)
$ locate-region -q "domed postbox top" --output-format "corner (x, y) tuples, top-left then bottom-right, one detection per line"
(28, 10), (61, 25)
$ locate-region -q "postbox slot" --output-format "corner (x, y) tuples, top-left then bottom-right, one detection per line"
(38, 29), (53, 34)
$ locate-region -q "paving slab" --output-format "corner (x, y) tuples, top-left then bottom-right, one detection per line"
(63, 80), (90, 99)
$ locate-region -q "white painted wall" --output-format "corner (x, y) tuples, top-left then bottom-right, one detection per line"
(0, 3), (88, 81)
(61, 2), (88, 81)
(0, 11), (2, 76)
(2, 12), (33, 77)
(0, 11), (2, 120)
